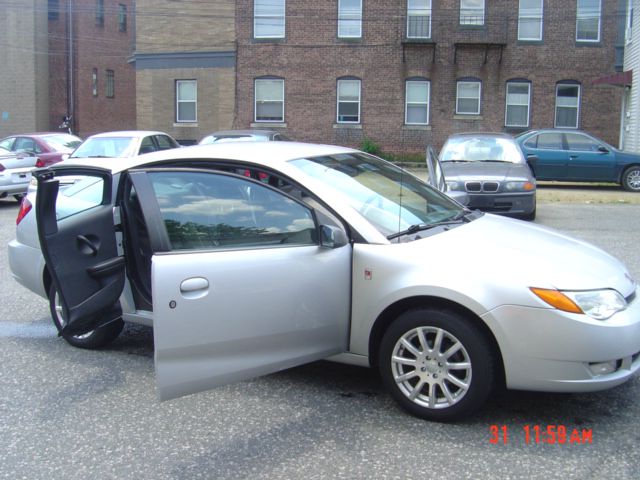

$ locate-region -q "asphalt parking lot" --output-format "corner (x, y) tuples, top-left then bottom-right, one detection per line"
(1, 190), (639, 480)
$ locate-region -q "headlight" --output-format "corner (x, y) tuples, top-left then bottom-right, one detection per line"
(446, 181), (463, 191)
(530, 288), (627, 320)
(504, 181), (535, 192)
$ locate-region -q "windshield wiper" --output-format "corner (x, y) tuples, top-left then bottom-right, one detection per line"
(387, 211), (471, 240)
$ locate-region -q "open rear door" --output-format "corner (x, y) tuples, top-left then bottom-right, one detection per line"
(35, 168), (125, 336)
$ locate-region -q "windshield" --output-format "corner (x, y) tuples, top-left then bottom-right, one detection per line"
(290, 152), (465, 238)
(71, 137), (136, 158)
(43, 134), (82, 152)
(440, 136), (525, 163)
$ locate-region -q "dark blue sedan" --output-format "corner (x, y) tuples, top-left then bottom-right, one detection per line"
(515, 129), (640, 192)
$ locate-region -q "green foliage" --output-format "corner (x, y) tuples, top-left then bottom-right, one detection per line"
(360, 138), (382, 156)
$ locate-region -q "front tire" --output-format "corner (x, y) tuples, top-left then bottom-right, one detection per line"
(379, 308), (495, 422)
(49, 284), (124, 349)
(621, 166), (640, 192)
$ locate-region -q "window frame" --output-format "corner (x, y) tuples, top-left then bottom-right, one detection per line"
(48, 0), (59, 21)
(338, 0), (363, 38)
(105, 70), (115, 98)
(176, 80), (198, 123)
(95, 0), (104, 27)
(626, 0), (634, 43)
(456, 80), (481, 115)
(554, 83), (581, 129)
(405, 79), (430, 125)
(504, 81), (531, 128)
(118, 4), (127, 32)
(336, 78), (362, 124)
(459, 0), (485, 26)
(407, 0), (432, 39)
(92, 68), (98, 97)
(576, 0), (601, 43)
(254, 78), (285, 123)
(517, 0), (543, 41)
(254, 0), (286, 39)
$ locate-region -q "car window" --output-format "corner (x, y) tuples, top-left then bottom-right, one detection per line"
(147, 171), (317, 251)
(565, 133), (601, 152)
(440, 136), (524, 163)
(55, 175), (105, 221)
(42, 134), (82, 151)
(155, 135), (177, 150)
(139, 136), (156, 155)
(71, 137), (136, 158)
(15, 138), (41, 154)
(0, 138), (15, 150)
(533, 133), (563, 150)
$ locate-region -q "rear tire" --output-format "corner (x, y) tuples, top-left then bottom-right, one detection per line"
(48, 284), (124, 349)
(379, 308), (495, 422)
(621, 166), (640, 192)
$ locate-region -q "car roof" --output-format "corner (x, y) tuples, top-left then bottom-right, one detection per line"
(205, 129), (279, 136)
(58, 141), (359, 174)
(85, 130), (169, 139)
(445, 132), (516, 140)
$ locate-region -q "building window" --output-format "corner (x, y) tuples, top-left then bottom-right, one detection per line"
(338, 0), (362, 38)
(48, 0), (59, 20)
(95, 0), (104, 26)
(407, 0), (431, 39)
(92, 69), (98, 97)
(518, 0), (543, 41)
(254, 0), (285, 39)
(405, 80), (430, 125)
(505, 81), (531, 127)
(555, 83), (580, 128)
(255, 78), (284, 122)
(456, 81), (481, 115)
(176, 80), (197, 122)
(337, 79), (361, 123)
(119, 4), (127, 32)
(460, 0), (484, 26)
(576, 0), (601, 42)
(105, 70), (115, 98)
(626, 0), (633, 43)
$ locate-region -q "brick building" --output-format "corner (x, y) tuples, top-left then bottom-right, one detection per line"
(131, 0), (236, 145)
(235, 0), (627, 154)
(0, 0), (136, 139)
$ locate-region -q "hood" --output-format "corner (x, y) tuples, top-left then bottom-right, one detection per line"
(405, 214), (636, 297)
(442, 161), (533, 182)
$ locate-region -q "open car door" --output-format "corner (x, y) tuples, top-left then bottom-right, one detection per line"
(126, 168), (352, 401)
(35, 167), (125, 336)
(427, 145), (469, 206)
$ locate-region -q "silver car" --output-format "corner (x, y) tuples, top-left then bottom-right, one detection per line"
(199, 129), (290, 144)
(440, 133), (537, 220)
(0, 146), (37, 201)
(8, 142), (640, 422)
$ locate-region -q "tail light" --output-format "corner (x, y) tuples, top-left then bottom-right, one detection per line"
(35, 158), (45, 168)
(16, 197), (32, 225)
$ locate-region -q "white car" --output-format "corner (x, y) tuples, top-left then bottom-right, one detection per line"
(0, 146), (38, 201)
(8, 141), (640, 421)
(67, 130), (180, 159)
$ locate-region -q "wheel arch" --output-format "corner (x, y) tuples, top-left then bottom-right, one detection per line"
(619, 163), (640, 184)
(367, 295), (506, 387)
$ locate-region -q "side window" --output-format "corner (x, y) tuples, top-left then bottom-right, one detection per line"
(56, 175), (105, 221)
(566, 133), (600, 151)
(139, 137), (156, 155)
(535, 133), (563, 150)
(15, 138), (40, 154)
(148, 171), (317, 251)
(155, 135), (177, 150)
(0, 137), (15, 150)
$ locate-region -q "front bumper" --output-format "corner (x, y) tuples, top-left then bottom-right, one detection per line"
(466, 191), (535, 217)
(483, 288), (640, 392)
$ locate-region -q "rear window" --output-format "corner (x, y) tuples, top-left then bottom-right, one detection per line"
(56, 176), (105, 221)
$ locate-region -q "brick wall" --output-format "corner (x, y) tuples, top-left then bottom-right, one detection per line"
(236, 0), (623, 154)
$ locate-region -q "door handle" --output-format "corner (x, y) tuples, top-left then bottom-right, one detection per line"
(569, 155), (578, 160)
(180, 277), (210, 300)
(77, 235), (98, 256)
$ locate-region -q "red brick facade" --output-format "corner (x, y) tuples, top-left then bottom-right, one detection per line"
(236, 0), (623, 154)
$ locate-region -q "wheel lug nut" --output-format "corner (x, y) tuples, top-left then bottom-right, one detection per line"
(433, 374), (438, 379)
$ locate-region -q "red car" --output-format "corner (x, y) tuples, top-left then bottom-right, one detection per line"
(0, 133), (82, 167)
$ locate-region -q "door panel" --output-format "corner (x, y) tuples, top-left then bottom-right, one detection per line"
(36, 169), (125, 335)
(525, 132), (568, 180)
(565, 133), (616, 181)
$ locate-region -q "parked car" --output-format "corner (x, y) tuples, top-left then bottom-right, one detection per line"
(516, 129), (640, 191)
(0, 146), (38, 201)
(0, 132), (82, 167)
(8, 142), (640, 422)
(68, 130), (180, 160)
(440, 133), (537, 220)
(199, 129), (290, 144)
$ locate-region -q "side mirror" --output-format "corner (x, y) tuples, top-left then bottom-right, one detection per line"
(320, 225), (349, 249)
(598, 145), (609, 153)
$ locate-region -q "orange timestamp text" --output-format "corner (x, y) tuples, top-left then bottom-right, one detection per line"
(489, 424), (593, 445)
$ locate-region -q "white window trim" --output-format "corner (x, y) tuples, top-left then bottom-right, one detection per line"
(504, 81), (531, 127)
(554, 84), (581, 129)
(407, 0), (432, 39)
(460, 0), (485, 26)
(176, 80), (197, 123)
(254, 0), (286, 39)
(625, 0), (633, 44)
(517, 0), (543, 41)
(405, 80), (430, 125)
(456, 81), (481, 115)
(576, 0), (601, 43)
(336, 79), (361, 124)
(338, 0), (362, 38)
(254, 78), (285, 123)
